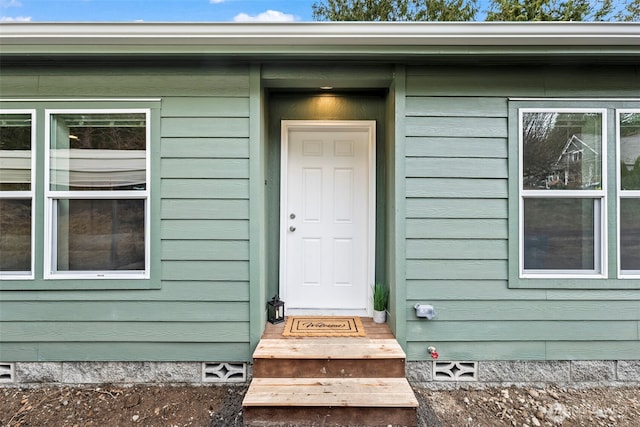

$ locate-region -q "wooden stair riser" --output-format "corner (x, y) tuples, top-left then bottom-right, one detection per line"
(244, 406), (417, 427)
(253, 357), (406, 378)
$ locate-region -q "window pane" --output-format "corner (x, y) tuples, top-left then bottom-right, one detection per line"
(522, 112), (602, 190)
(50, 113), (146, 191)
(0, 114), (32, 191)
(523, 198), (596, 271)
(0, 199), (31, 271)
(56, 199), (145, 271)
(620, 198), (640, 271)
(620, 112), (640, 191)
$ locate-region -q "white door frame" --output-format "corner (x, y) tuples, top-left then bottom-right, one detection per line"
(279, 120), (376, 316)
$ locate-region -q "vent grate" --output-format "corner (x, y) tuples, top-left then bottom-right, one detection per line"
(433, 361), (478, 381)
(202, 362), (246, 383)
(0, 363), (15, 383)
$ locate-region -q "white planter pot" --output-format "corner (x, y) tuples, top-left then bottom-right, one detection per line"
(373, 309), (386, 323)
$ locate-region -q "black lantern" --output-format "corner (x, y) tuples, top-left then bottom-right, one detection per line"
(267, 294), (285, 324)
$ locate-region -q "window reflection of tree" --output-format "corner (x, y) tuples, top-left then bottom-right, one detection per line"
(523, 112), (601, 190)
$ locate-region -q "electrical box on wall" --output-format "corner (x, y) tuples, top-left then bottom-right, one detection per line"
(414, 304), (436, 320)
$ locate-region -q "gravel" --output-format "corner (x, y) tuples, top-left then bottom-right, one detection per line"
(2, 384), (638, 426)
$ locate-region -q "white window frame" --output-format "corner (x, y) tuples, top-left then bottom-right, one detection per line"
(0, 109), (36, 280)
(617, 109), (640, 279)
(43, 109), (151, 280)
(518, 108), (608, 279)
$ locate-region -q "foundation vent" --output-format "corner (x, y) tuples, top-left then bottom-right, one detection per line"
(0, 363), (15, 383)
(433, 361), (478, 381)
(202, 362), (247, 383)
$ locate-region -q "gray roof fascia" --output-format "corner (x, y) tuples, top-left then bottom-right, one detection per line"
(1, 22), (639, 57)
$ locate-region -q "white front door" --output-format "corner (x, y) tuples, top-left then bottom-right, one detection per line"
(280, 121), (375, 316)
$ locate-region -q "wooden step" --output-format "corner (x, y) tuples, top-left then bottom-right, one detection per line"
(245, 321), (418, 426)
(243, 377), (418, 427)
(244, 377), (418, 407)
(252, 338), (406, 378)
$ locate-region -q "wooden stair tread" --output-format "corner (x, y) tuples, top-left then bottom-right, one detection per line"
(242, 377), (418, 408)
(253, 338), (405, 360)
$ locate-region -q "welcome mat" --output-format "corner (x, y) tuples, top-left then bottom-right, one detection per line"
(282, 316), (366, 337)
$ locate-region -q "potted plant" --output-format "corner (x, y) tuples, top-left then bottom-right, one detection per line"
(372, 282), (389, 323)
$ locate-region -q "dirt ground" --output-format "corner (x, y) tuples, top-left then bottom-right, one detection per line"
(1, 384), (639, 427)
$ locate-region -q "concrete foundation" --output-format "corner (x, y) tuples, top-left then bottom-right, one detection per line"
(2, 362), (246, 386)
(406, 360), (640, 388)
(1, 360), (638, 387)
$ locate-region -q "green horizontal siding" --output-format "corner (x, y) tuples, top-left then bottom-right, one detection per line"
(0, 71), (249, 97)
(161, 199), (249, 219)
(161, 117), (250, 138)
(0, 322), (249, 342)
(406, 158), (507, 178)
(162, 97), (250, 117)
(406, 199), (508, 219)
(161, 179), (249, 199)
(0, 75), (39, 96)
(161, 159), (249, 178)
(161, 220), (249, 240)
(162, 138), (249, 158)
(0, 282), (249, 302)
(407, 260), (508, 280)
(545, 342), (640, 360)
(407, 64), (639, 97)
(405, 300), (640, 321)
(1, 302), (249, 322)
(403, 64), (640, 362)
(406, 219), (508, 239)
(162, 261), (249, 281)
(157, 85), (253, 355)
(547, 290), (640, 301)
(0, 66), (254, 362)
(406, 96), (508, 117)
(0, 343), (250, 362)
(406, 239), (507, 260)
(411, 340), (638, 361)
(406, 137), (508, 158)
(404, 66), (527, 361)
(407, 320), (638, 341)
(162, 240), (249, 261)
(406, 116), (507, 138)
(406, 178), (508, 198)
(407, 341), (545, 360)
(2, 61), (638, 365)
(543, 67), (640, 96)
(45, 75), (248, 97)
(407, 68), (543, 97)
(406, 280), (545, 301)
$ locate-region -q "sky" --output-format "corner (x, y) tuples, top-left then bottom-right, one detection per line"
(0, 0), (318, 22)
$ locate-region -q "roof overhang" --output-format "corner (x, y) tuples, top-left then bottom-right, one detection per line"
(1, 22), (639, 59)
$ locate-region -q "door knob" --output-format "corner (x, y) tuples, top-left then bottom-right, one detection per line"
(289, 226), (296, 232)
